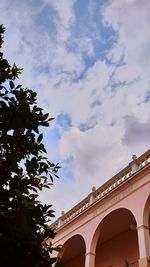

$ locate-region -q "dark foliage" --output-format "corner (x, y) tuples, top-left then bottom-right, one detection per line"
(0, 24), (60, 267)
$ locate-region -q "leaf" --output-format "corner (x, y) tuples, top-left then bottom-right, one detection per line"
(33, 127), (39, 134)
(48, 117), (55, 122)
(30, 194), (38, 199)
(11, 63), (23, 79)
(16, 84), (22, 89)
(43, 184), (50, 189)
(43, 113), (49, 120)
(33, 106), (43, 112)
(40, 121), (49, 127)
(9, 80), (15, 89)
(54, 174), (59, 179)
(37, 133), (43, 143)
(49, 174), (53, 182)
(40, 144), (47, 153)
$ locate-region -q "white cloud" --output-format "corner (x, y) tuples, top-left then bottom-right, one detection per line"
(50, 0), (150, 214)
(59, 124), (126, 187)
(102, 0), (150, 73)
(1, 0), (150, 218)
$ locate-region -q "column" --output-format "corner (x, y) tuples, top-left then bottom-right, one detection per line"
(137, 225), (150, 267)
(85, 252), (95, 267)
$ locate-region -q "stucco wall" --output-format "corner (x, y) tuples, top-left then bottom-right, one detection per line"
(95, 230), (139, 267)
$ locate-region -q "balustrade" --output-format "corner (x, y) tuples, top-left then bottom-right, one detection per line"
(50, 149), (150, 230)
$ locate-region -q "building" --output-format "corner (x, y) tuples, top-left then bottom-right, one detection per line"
(51, 149), (150, 267)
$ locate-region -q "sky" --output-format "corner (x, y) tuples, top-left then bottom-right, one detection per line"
(1, 0), (150, 220)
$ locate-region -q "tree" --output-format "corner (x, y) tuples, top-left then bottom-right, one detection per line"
(0, 24), (60, 267)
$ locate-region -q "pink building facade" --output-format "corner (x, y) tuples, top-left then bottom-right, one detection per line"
(51, 150), (150, 267)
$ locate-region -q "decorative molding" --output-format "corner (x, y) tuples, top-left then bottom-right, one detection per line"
(50, 149), (150, 230)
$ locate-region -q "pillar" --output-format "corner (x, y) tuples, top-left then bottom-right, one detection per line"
(137, 225), (150, 267)
(85, 252), (95, 267)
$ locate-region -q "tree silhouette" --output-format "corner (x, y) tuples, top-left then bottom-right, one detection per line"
(0, 24), (60, 267)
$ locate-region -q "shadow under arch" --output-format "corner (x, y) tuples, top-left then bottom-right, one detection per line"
(57, 234), (86, 267)
(90, 208), (139, 267)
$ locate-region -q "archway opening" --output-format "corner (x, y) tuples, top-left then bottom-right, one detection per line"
(95, 208), (139, 267)
(59, 234), (86, 267)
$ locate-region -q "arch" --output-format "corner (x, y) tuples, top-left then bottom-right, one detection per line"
(91, 208), (138, 253)
(58, 234), (86, 267)
(141, 194), (150, 259)
(91, 208), (139, 267)
(143, 194), (150, 226)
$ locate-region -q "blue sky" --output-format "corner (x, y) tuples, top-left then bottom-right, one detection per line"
(1, 0), (150, 218)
